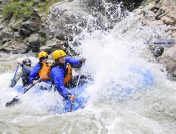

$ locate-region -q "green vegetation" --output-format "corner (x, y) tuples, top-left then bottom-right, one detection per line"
(38, 0), (60, 14)
(2, 1), (35, 20)
(2, 0), (61, 20)
(39, 34), (47, 45)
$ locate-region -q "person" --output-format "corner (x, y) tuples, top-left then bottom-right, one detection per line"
(10, 58), (32, 87)
(29, 51), (51, 85)
(50, 50), (86, 101)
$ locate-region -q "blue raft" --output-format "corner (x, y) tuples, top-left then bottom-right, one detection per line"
(15, 84), (87, 113)
(14, 65), (154, 112)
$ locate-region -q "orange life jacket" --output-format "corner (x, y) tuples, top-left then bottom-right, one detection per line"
(39, 62), (51, 81)
(64, 63), (72, 84)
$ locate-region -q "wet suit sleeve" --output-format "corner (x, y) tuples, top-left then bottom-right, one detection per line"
(50, 67), (71, 100)
(65, 56), (82, 68)
(29, 63), (41, 84)
(22, 65), (31, 74)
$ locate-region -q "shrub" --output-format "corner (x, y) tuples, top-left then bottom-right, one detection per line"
(2, 1), (34, 20)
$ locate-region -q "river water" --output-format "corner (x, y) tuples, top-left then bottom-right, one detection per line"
(0, 1), (176, 134)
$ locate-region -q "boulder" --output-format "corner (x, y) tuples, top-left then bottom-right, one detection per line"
(25, 34), (40, 52)
(0, 40), (27, 54)
(49, 1), (87, 37)
(10, 20), (22, 31)
(161, 16), (176, 25)
(159, 45), (176, 77)
(40, 39), (65, 53)
(19, 18), (41, 37)
(1, 27), (14, 38)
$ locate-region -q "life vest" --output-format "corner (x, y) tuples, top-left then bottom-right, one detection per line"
(64, 63), (72, 84)
(39, 62), (51, 81)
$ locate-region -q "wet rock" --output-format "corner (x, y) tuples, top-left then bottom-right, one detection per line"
(159, 45), (176, 77)
(0, 40), (27, 54)
(14, 32), (20, 39)
(161, 16), (176, 25)
(49, 1), (87, 37)
(150, 45), (164, 58)
(40, 39), (65, 53)
(10, 20), (22, 31)
(19, 18), (41, 37)
(40, 46), (52, 53)
(1, 27), (14, 38)
(21, 20), (40, 32)
(19, 28), (31, 37)
(0, 0), (10, 5)
(26, 34), (40, 52)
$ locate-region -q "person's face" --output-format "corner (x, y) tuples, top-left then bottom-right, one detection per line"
(57, 56), (65, 64)
(26, 64), (31, 67)
(40, 56), (48, 62)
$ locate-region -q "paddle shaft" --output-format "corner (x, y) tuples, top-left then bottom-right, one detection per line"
(12, 65), (19, 81)
(6, 73), (47, 107)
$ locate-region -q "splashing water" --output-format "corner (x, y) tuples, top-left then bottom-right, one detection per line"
(0, 1), (176, 134)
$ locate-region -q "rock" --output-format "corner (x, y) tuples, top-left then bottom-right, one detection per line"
(39, 46), (52, 53)
(161, 16), (176, 25)
(0, 0), (10, 5)
(14, 32), (20, 38)
(49, 0), (127, 37)
(19, 18), (41, 37)
(55, 33), (66, 41)
(49, 1), (87, 37)
(40, 39), (65, 53)
(159, 45), (176, 77)
(10, 20), (22, 31)
(21, 20), (40, 32)
(149, 45), (164, 58)
(19, 28), (31, 37)
(1, 27), (14, 38)
(26, 34), (40, 52)
(155, 9), (165, 20)
(0, 40), (27, 54)
(0, 28), (14, 45)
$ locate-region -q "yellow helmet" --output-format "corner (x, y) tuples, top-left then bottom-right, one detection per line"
(52, 50), (67, 60)
(38, 51), (48, 59)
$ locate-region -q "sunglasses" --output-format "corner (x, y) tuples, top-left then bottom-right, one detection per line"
(41, 56), (48, 60)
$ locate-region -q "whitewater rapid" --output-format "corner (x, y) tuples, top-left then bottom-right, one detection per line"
(0, 3), (176, 134)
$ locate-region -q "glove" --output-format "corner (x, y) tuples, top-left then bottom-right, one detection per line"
(32, 80), (38, 85)
(17, 62), (23, 66)
(10, 79), (17, 88)
(69, 95), (76, 102)
(80, 58), (86, 63)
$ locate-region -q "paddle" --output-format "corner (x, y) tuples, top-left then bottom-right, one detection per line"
(6, 83), (36, 107)
(9, 65), (19, 88)
(69, 71), (82, 112)
(6, 73), (47, 107)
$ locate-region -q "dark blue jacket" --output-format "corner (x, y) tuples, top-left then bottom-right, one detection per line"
(50, 56), (82, 99)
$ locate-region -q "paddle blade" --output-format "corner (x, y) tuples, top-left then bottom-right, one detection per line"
(6, 98), (20, 107)
(64, 97), (86, 112)
(9, 79), (17, 88)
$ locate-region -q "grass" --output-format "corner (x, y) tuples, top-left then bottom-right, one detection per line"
(39, 34), (47, 45)
(2, 1), (35, 20)
(38, 0), (60, 14)
(2, 0), (61, 20)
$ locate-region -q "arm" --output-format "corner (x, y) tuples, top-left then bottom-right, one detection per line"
(65, 56), (83, 68)
(50, 68), (71, 100)
(29, 63), (41, 83)
(22, 65), (31, 74)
